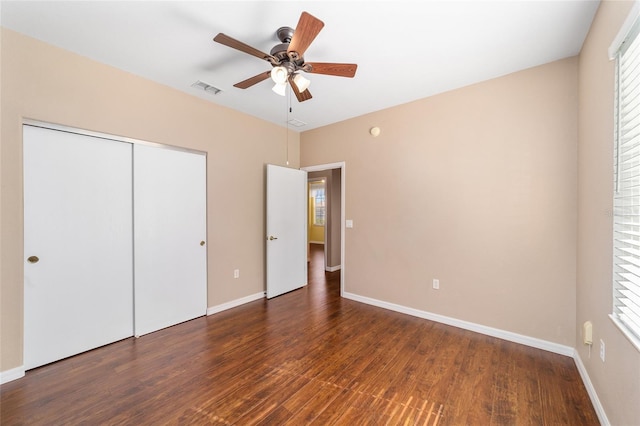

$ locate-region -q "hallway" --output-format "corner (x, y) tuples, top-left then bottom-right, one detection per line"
(307, 242), (340, 297)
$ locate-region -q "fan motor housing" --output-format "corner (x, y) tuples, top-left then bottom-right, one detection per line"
(270, 43), (289, 60)
(276, 26), (294, 43)
(271, 26), (294, 59)
(270, 26), (305, 68)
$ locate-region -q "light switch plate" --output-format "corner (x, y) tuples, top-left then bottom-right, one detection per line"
(346, 220), (353, 228)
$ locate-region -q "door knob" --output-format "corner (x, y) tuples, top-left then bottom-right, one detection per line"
(200, 241), (205, 246)
(268, 236), (278, 240)
(27, 256), (40, 264)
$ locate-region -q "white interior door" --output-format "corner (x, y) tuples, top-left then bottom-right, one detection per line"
(266, 164), (307, 298)
(133, 144), (207, 336)
(23, 125), (134, 369)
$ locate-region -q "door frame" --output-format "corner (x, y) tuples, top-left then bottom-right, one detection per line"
(23, 119), (205, 156)
(301, 162), (346, 297)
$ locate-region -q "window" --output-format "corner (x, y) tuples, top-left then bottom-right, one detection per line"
(309, 180), (325, 226)
(613, 18), (640, 350)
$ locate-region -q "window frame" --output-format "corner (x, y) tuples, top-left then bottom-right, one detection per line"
(611, 13), (640, 353)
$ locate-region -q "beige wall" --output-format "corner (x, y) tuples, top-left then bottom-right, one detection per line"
(577, 1), (640, 424)
(0, 28), (299, 372)
(301, 57), (579, 346)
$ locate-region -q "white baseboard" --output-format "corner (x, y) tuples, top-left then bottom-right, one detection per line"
(342, 292), (574, 357)
(206, 291), (265, 316)
(573, 349), (610, 425)
(0, 366), (25, 384)
(325, 265), (341, 272)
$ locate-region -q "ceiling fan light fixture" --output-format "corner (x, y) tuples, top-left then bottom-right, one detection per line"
(272, 82), (287, 96)
(213, 12), (355, 103)
(270, 66), (288, 84)
(292, 73), (311, 92)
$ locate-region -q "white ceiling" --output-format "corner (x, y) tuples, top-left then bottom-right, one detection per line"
(1, 1), (600, 131)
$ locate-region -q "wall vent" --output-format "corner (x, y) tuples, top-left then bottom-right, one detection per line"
(191, 80), (222, 95)
(287, 118), (307, 128)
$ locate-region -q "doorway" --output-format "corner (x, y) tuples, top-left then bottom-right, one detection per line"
(301, 162), (345, 296)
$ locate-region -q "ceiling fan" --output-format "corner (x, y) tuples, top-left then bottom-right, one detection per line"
(213, 11), (357, 102)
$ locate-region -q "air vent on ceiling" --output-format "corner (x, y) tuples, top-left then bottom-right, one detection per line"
(287, 118), (307, 128)
(191, 80), (222, 95)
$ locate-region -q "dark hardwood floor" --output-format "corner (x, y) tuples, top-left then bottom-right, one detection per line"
(1, 244), (598, 425)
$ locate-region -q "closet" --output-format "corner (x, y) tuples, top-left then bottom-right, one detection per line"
(23, 124), (207, 370)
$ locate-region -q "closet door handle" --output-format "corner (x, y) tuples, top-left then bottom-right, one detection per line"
(200, 241), (206, 246)
(268, 236), (278, 241)
(27, 255), (40, 264)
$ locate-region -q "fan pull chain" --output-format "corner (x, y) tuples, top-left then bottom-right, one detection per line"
(285, 84), (290, 166)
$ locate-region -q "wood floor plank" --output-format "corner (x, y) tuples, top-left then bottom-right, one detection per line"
(489, 340), (520, 424)
(0, 245), (598, 425)
(280, 380), (343, 424)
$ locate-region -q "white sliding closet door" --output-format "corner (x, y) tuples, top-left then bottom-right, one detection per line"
(133, 144), (207, 336)
(23, 125), (134, 369)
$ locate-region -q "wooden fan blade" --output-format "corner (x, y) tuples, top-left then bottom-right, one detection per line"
(234, 71), (271, 89)
(214, 33), (277, 63)
(287, 12), (324, 59)
(305, 62), (358, 78)
(289, 75), (312, 102)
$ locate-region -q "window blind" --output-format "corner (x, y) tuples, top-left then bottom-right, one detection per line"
(613, 19), (640, 345)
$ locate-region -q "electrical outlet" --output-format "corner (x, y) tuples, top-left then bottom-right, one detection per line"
(599, 339), (605, 362)
(432, 279), (440, 290)
(233, 269), (240, 279)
